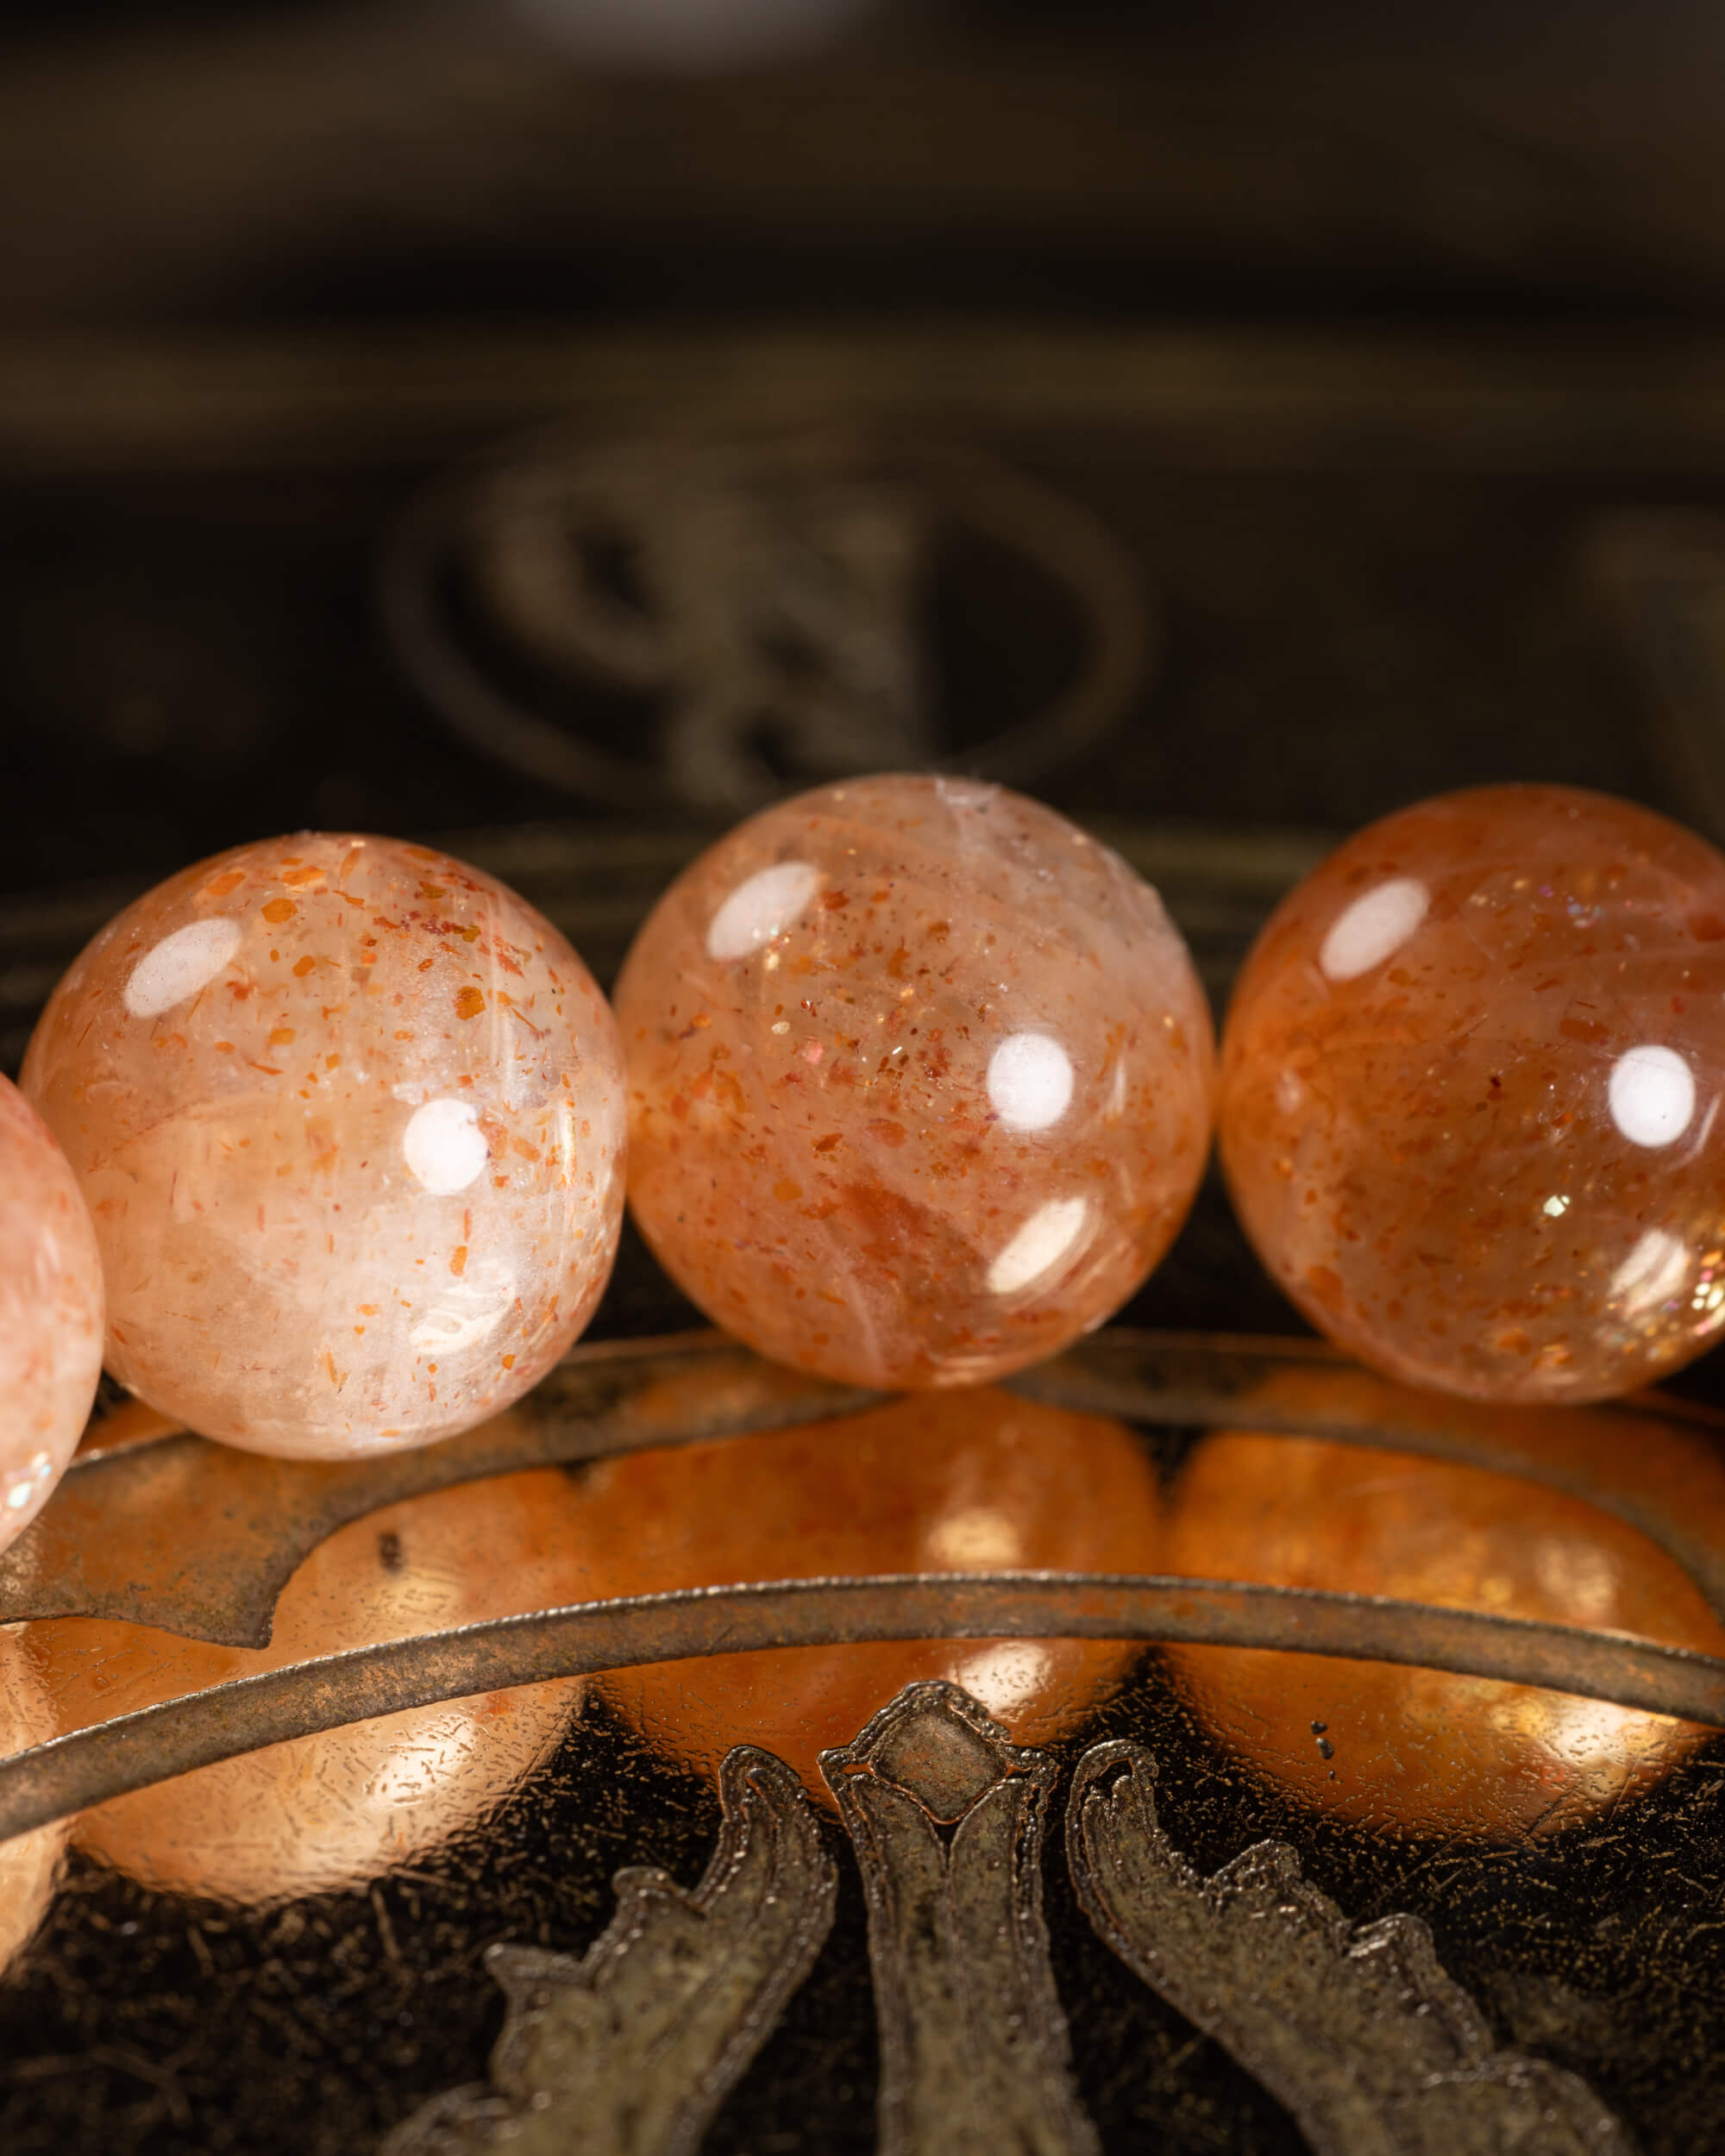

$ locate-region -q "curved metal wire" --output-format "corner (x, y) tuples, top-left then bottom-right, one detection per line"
(4, 1570), (1724, 1848)
(11, 1330), (1725, 1646)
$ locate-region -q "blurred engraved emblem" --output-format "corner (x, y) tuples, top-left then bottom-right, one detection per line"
(383, 429), (1151, 813)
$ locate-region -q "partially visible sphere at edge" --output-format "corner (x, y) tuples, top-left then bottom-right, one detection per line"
(0, 1073), (103, 1549)
(1220, 783), (1725, 1402)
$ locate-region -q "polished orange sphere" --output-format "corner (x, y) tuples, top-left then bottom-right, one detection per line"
(1220, 785), (1725, 1402)
(564, 1387), (1164, 1796)
(22, 833), (624, 1458)
(1162, 1429), (1725, 1837)
(615, 775), (1213, 1389)
(0, 1073), (103, 1549)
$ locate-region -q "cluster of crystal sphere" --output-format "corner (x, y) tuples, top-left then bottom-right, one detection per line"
(9, 775), (1725, 1555)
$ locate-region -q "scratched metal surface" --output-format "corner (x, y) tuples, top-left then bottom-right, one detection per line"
(5, 322), (1725, 2155)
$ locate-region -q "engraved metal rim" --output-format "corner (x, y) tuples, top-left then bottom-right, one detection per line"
(9, 1328), (1722, 1647)
(7, 1325), (1725, 1850)
(3, 1571), (1724, 1848)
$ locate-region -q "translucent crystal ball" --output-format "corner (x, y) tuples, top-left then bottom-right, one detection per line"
(614, 775), (1214, 1388)
(1220, 784), (1725, 1402)
(22, 834), (625, 1457)
(0, 1074), (103, 1547)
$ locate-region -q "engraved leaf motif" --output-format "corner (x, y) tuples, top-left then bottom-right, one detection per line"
(1068, 1739), (1632, 2156)
(820, 1680), (1099, 2156)
(382, 1744), (835, 2156)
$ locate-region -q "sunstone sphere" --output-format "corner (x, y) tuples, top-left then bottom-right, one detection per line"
(1220, 784), (1725, 1402)
(614, 774), (1214, 1388)
(22, 833), (624, 1457)
(0, 1073), (103, 1548)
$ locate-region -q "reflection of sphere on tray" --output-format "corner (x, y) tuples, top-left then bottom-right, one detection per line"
(22, 833), (624, 1459)
(571, 1387), (1163, 1796)
(1162, 1430), (1725, 1837)
(0, 1074), (103, 1552)
(1220, 785), (1725, 1404)
(0, 1627), (68, 1975)
(28, 1470), (591, 1903)
(617, 774), (1214, 1389)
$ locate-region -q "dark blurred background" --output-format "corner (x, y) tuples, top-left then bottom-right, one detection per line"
(8, 0), (1725, 1079)
(15, 0), (1725, 1344)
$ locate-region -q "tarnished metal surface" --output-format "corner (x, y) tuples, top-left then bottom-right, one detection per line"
(1009, 1332), (1725, 1623)
(821, 1683), (1095, 2156)
(1067, 1740), (1631, 2156)
(0, 1337), (875, 1647)
(3, 1573), (1723, 1852)
(9, 1329), (1725, 1653)
(351, 1683), (1645, 2156)
(383, 1745), (835, 2156)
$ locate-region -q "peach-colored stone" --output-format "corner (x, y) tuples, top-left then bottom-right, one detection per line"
(615, 774), (1214, 1388)
(0, 1073), (103, 1547)
(30, 1468), (590, 1904)
(1220, 784), (1725, 1402)
(22, 833), (624, 1458)
(1163, 1429), (1725, 1836)
(565, 1386), (1164, 1797)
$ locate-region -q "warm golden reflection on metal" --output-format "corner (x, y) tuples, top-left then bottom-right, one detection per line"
(0, 1626), (65, 1974)
(1162, 1432), (1725, 1836)
(572, 1387), (1162, 1796)
(1011, 1332), (1725, 1621)
(32, 1471), (593, 1904)
(3, 1330), (1725, 1861)
(0, 1335), (876, 1646)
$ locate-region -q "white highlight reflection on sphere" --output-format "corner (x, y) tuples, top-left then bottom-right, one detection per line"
(987, 1032), (1075, 1133)
(987, 1196), (1090, 1298)
(123, 918), (242, 1019)
(706, 862), (823, 962)
(1611, 1226), (1692, 1318)
(1608, 1045), (1696, 1150)
(4, 1449), (54, 1515)
(403, 1098), (489, 1194)
(1319, 877), (1429, 983)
